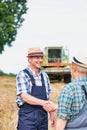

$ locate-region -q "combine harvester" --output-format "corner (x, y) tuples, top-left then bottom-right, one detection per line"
(42, 46), (71, 83)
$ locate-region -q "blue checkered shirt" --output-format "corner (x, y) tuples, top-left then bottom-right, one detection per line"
(16, 67), (51, 106)
(56, 76), (87, 121)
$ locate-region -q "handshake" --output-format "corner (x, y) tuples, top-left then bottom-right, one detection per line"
(43, 101), (58, 112)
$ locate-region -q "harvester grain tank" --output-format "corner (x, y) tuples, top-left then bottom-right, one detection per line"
(42, 46), (71, 83)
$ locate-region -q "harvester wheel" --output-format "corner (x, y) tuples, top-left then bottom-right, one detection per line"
(64, 74), (71, 83)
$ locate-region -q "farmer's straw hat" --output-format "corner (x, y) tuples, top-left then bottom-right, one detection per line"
(27, 48), (44, 57)
(72, 51), (87, 68)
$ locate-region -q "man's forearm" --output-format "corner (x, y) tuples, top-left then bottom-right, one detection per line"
(55, 118), (67, 130)
(20, 92), (47, 106)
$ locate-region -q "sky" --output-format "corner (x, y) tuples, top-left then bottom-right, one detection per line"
(0, 0), (87, 74)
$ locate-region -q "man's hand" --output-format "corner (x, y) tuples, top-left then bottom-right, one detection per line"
(43, 101), (58, 112)
(49, 111), (57, 127)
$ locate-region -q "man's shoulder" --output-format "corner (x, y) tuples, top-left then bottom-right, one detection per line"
(41, 70), (48, 76)
(63, 81), (75, 92)
(16, 68), (28, 77)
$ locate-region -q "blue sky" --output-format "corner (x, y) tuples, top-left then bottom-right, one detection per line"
(0, 0), (87, 74)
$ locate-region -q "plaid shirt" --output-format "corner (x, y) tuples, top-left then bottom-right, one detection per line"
(16, 66), (51, 106)
(56, 76), (87, 121)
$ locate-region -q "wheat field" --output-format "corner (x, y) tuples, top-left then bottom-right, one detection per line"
(0, 76), (65, 130)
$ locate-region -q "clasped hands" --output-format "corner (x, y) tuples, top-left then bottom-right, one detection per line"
(43, 101), (57, 112)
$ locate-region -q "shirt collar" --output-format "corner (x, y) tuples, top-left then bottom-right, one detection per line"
(73, 76), (87, 82)
(27, 66), (41, 76)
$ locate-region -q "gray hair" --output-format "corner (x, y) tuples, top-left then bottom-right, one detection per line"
(77, 65), (87, 73)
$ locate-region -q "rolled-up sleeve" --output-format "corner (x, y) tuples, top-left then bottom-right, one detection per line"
(56, 86), (73, 120)
(16, 71), (30, 96)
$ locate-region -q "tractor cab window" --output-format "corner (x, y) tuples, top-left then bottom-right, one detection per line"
(48, 49), (61, 63)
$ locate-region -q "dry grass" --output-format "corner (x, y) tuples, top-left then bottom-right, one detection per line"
(0, 76), (65, 130)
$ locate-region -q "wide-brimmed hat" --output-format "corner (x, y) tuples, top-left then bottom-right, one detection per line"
(72, 54), (87, 68)
(27, 47), (44, 57)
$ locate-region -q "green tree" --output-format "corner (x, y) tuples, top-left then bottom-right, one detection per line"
(0, 0), (28, 53)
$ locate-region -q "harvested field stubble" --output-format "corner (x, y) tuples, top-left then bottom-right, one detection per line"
(0, 76), (66, 130)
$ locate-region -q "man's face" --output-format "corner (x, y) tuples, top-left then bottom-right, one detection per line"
(28, 56), (43, 69)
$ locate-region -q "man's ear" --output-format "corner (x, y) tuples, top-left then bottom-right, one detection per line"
(72, 63), (77, 72)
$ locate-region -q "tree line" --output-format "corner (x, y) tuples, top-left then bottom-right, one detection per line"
(0, 69), (16, 76)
